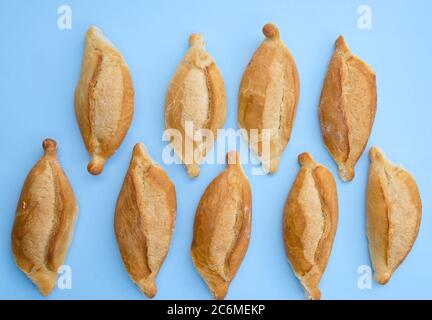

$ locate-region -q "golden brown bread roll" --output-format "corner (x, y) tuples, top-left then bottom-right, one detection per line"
(12, 139), (79, 296)
(75, 26), (134, 175)
(367, 146), (421, 284)
(165, 34), (227, 177)
(191, 151), (252, 299)
(319, 36), (377, 181)
(283, 152), (338, 300)
(115, 143), (176, 298)
(238, 23), (300, 174)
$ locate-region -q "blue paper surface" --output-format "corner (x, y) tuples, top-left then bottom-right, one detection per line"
(0, 0), (431, 299)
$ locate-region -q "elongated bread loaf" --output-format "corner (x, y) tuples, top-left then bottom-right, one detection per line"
(319, 36), (376, 181)
(283, 152), (338, 300)
(165, 34), (227, 177)
(367, 147), (421, 284)
(238, 23), (300, 174)
(191, 151), (252, 299)
(115, 143), (176, 298)
(12, 139), (79, 296)
(75, 26), (134, 175)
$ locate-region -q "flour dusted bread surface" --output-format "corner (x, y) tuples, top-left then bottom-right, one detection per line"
(238, 23), (300, 174)
(75, 26), (134, 175)
(191, 151), (252, 299)
(283, 152), (338, 300)
(12, 139), (79, 296)
(366, 147), (421, 284)
(115, 143), (176, 298)
(319, 36), (377, 181)
(165, 34), (227, 177)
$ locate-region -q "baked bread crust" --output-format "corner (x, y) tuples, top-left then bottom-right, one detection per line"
(191, 151), (252, 299)
(283, 152), (338, 300)
(366, 147), (421, 284)
(12, 139), (79, 296)
(75, 26), (134, 175)
(238, 23), (300, 174)
(319, 36), (377, 181)
(115, 143), (176, 298)
(165, 34), (227, 177)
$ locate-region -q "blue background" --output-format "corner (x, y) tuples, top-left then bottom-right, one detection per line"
(0, 0), (431, 300)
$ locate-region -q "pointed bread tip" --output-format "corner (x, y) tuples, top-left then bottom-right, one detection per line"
(133, 142), (148, 157)
(268, 157), (281, 174)
(335, 35), (349, 51)
(187, 164), (200, 178)
(30, 268), (57, 296)
(263, 23), (280, 39)
(87, 25), (102, 37)
(298, 152), (316, 167)
(138, 279), (157, 299)
(212, 283), (228, 300)
(42, 139), (58, 156)
(338, 163), (354, 181)
(369, 146), (385, 163)
(307, 287), (322, 300)
(375, 272), (391, 285)
(189, 34), (205, 48)
(88, 156), (105, 175)
(226, 151), (240, 167)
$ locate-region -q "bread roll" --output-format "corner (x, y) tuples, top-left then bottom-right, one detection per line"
(165, 34), (227, 177)
(283, 152), (338, 300)
(75, 26), (134, 175)
(191, 151), (251, 299)
(238, 23), (300, 174)
(367, 146), (421, 284)
(319, 36), (377, 181)
(12, 139), (79, 296)
(115, 143), (176, 298)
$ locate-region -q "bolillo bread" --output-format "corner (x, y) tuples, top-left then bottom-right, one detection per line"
(75, 26), (134, 175)
(319, 36), (377, 181)
(115, 143), (176, 298)
(191, 151), (252, 299)
(12, 139), (79, 296)
(283, 152), (338, 300)
(165, 34), (227, 177)
(238, 23), (300, 174)
(366, 146), (421, 284)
